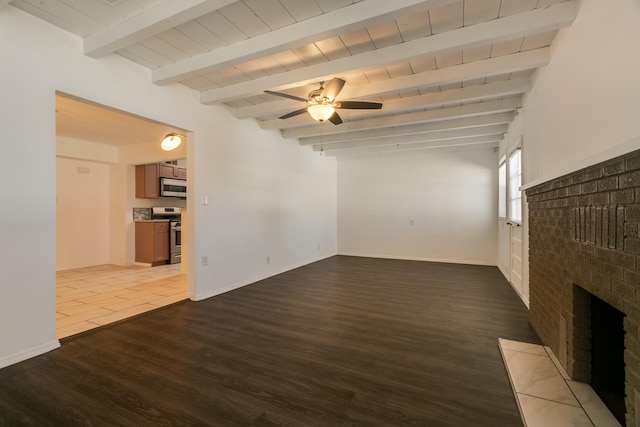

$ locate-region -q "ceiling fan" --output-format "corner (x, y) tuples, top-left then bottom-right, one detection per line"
(264, 77), (382, 125)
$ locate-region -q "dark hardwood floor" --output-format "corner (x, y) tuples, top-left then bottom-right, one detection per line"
(0, 256), (540, 426)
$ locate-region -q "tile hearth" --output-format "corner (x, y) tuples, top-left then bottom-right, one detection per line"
(499, 338), (621, 427)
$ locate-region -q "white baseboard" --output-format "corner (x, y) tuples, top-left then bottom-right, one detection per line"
(497, 264), (530, 308)
(191, 253), (337, 302)
(0, 340), (60, 369)
(497, 264), (510, 281)
(337, 251), (497, 267)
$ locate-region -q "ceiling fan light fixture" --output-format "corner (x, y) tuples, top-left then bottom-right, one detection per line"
(161, 133), (182, 151)
(307, 104), (335, 122)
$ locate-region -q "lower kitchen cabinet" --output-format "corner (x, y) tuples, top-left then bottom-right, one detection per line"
(135, 221), (169, 266)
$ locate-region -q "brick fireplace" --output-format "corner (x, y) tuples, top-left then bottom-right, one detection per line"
(526, 148), (640, 426)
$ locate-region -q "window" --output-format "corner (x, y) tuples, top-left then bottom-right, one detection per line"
(498, 158), (506, 218)
(508, 148), (522, 224)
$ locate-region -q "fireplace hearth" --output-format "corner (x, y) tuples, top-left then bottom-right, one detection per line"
(526, 148), (640, 426)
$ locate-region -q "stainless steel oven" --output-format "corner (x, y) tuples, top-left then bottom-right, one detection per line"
(169, 220), (181, 264)
(151, 207), (182, 264)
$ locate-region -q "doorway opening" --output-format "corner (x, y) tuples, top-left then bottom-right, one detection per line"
(55, 93), (191, 339)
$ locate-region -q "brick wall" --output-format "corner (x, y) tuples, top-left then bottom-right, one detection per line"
(526, 149), (640, 425)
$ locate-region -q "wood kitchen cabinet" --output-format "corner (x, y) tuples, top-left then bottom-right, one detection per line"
(135, 164), (159, 198)
(135, 221), (169, 266)
(158, 163), (187, 180)
(136, 162), (186, 199)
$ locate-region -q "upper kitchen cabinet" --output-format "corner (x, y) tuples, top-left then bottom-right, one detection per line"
(136, 162), (187, 199)
(158, 163), (186, 180)
(135, 163), (159, 199)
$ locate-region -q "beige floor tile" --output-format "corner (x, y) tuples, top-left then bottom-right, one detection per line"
(56, 308), (114, 328)
(57, 290), (101, 303)
(153, 287), (188, 297)
(58, 299), (127, 316)
(115, 286), (178, 300)
(56, 321), (101, 339)
(56, 263), (186, 339)
(88, 304), (160, 325)
(102, 297), (158, 312)
(148, 293), (187, 307)
(76, 292), (131, 305)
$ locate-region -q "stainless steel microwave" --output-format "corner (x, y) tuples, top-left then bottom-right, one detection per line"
(160, 178), (187, 198)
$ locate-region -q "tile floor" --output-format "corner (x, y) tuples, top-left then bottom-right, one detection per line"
(56, 263), (187, 339)
(499, 338), (622, 427)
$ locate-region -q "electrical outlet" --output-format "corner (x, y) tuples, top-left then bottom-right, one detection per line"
(201, 194), (208, 205)
(266, 256), (270, 264)
(317, 244), (321, 251)
(201, 256), (208, 266)
(410, 219), (415, 226)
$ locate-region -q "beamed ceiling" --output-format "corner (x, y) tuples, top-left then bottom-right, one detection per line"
(7, 0), (577, 157)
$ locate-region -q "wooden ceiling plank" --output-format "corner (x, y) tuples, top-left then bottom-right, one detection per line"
(339, 47), (549, 99)
(174, 20), (227, 52)
(157, 28), (209, 57)
(340, 28), (376, 55)
(140, 36), (190, 62)
(396, 10), (432, 42)
(312, 124), (508, 151)
(299, 112), (514, 144)
(84, 0), (240, 58)
(195, 10), (248, 45)
(521, 30), (557, 51)
(386, 62), (414, 79)
(463, 0), (501, 26)
(278, 0), (323, 22)
(315, 36), (351, 61)
(435, 51), (462, 69)
(232, 49), (547, 119)
(367, 20), (403, 49)
(281, 96), (522, 138)
(12, 0), (105, 36)
(153, 0), (459, 84)
(201, 1), (576, 103)
(242, 0), (295, 30)
(490, 38), (523, 57)
(429, 1), (463, 34)
(218, 1), (270, 37)
(324, 135), (501, 156)
(50, 0), (123, 27)
(119, 43), (173, 67)
(499, 0), (538, 17)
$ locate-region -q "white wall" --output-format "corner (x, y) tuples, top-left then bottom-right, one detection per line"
(0, 7), (337, 368)
(499, 0), (640, 305)
(337, 147), (498, 265)
(518, 0), (640, 185)
(56, 156), (110, 270)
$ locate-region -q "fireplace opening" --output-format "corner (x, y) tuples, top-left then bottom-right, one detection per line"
(590, 293), (626, 425)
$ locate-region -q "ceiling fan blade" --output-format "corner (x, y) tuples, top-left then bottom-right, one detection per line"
(264, 90), (307, 103)
(279, 108), (308, 119)
(336, 101), (383, 110)
(320, 78), (345, 102)
(328, 111), (343, 125)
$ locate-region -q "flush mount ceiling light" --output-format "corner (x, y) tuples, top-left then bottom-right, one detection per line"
(307, 104), (336, 122)
(161, 133), (182, 151)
